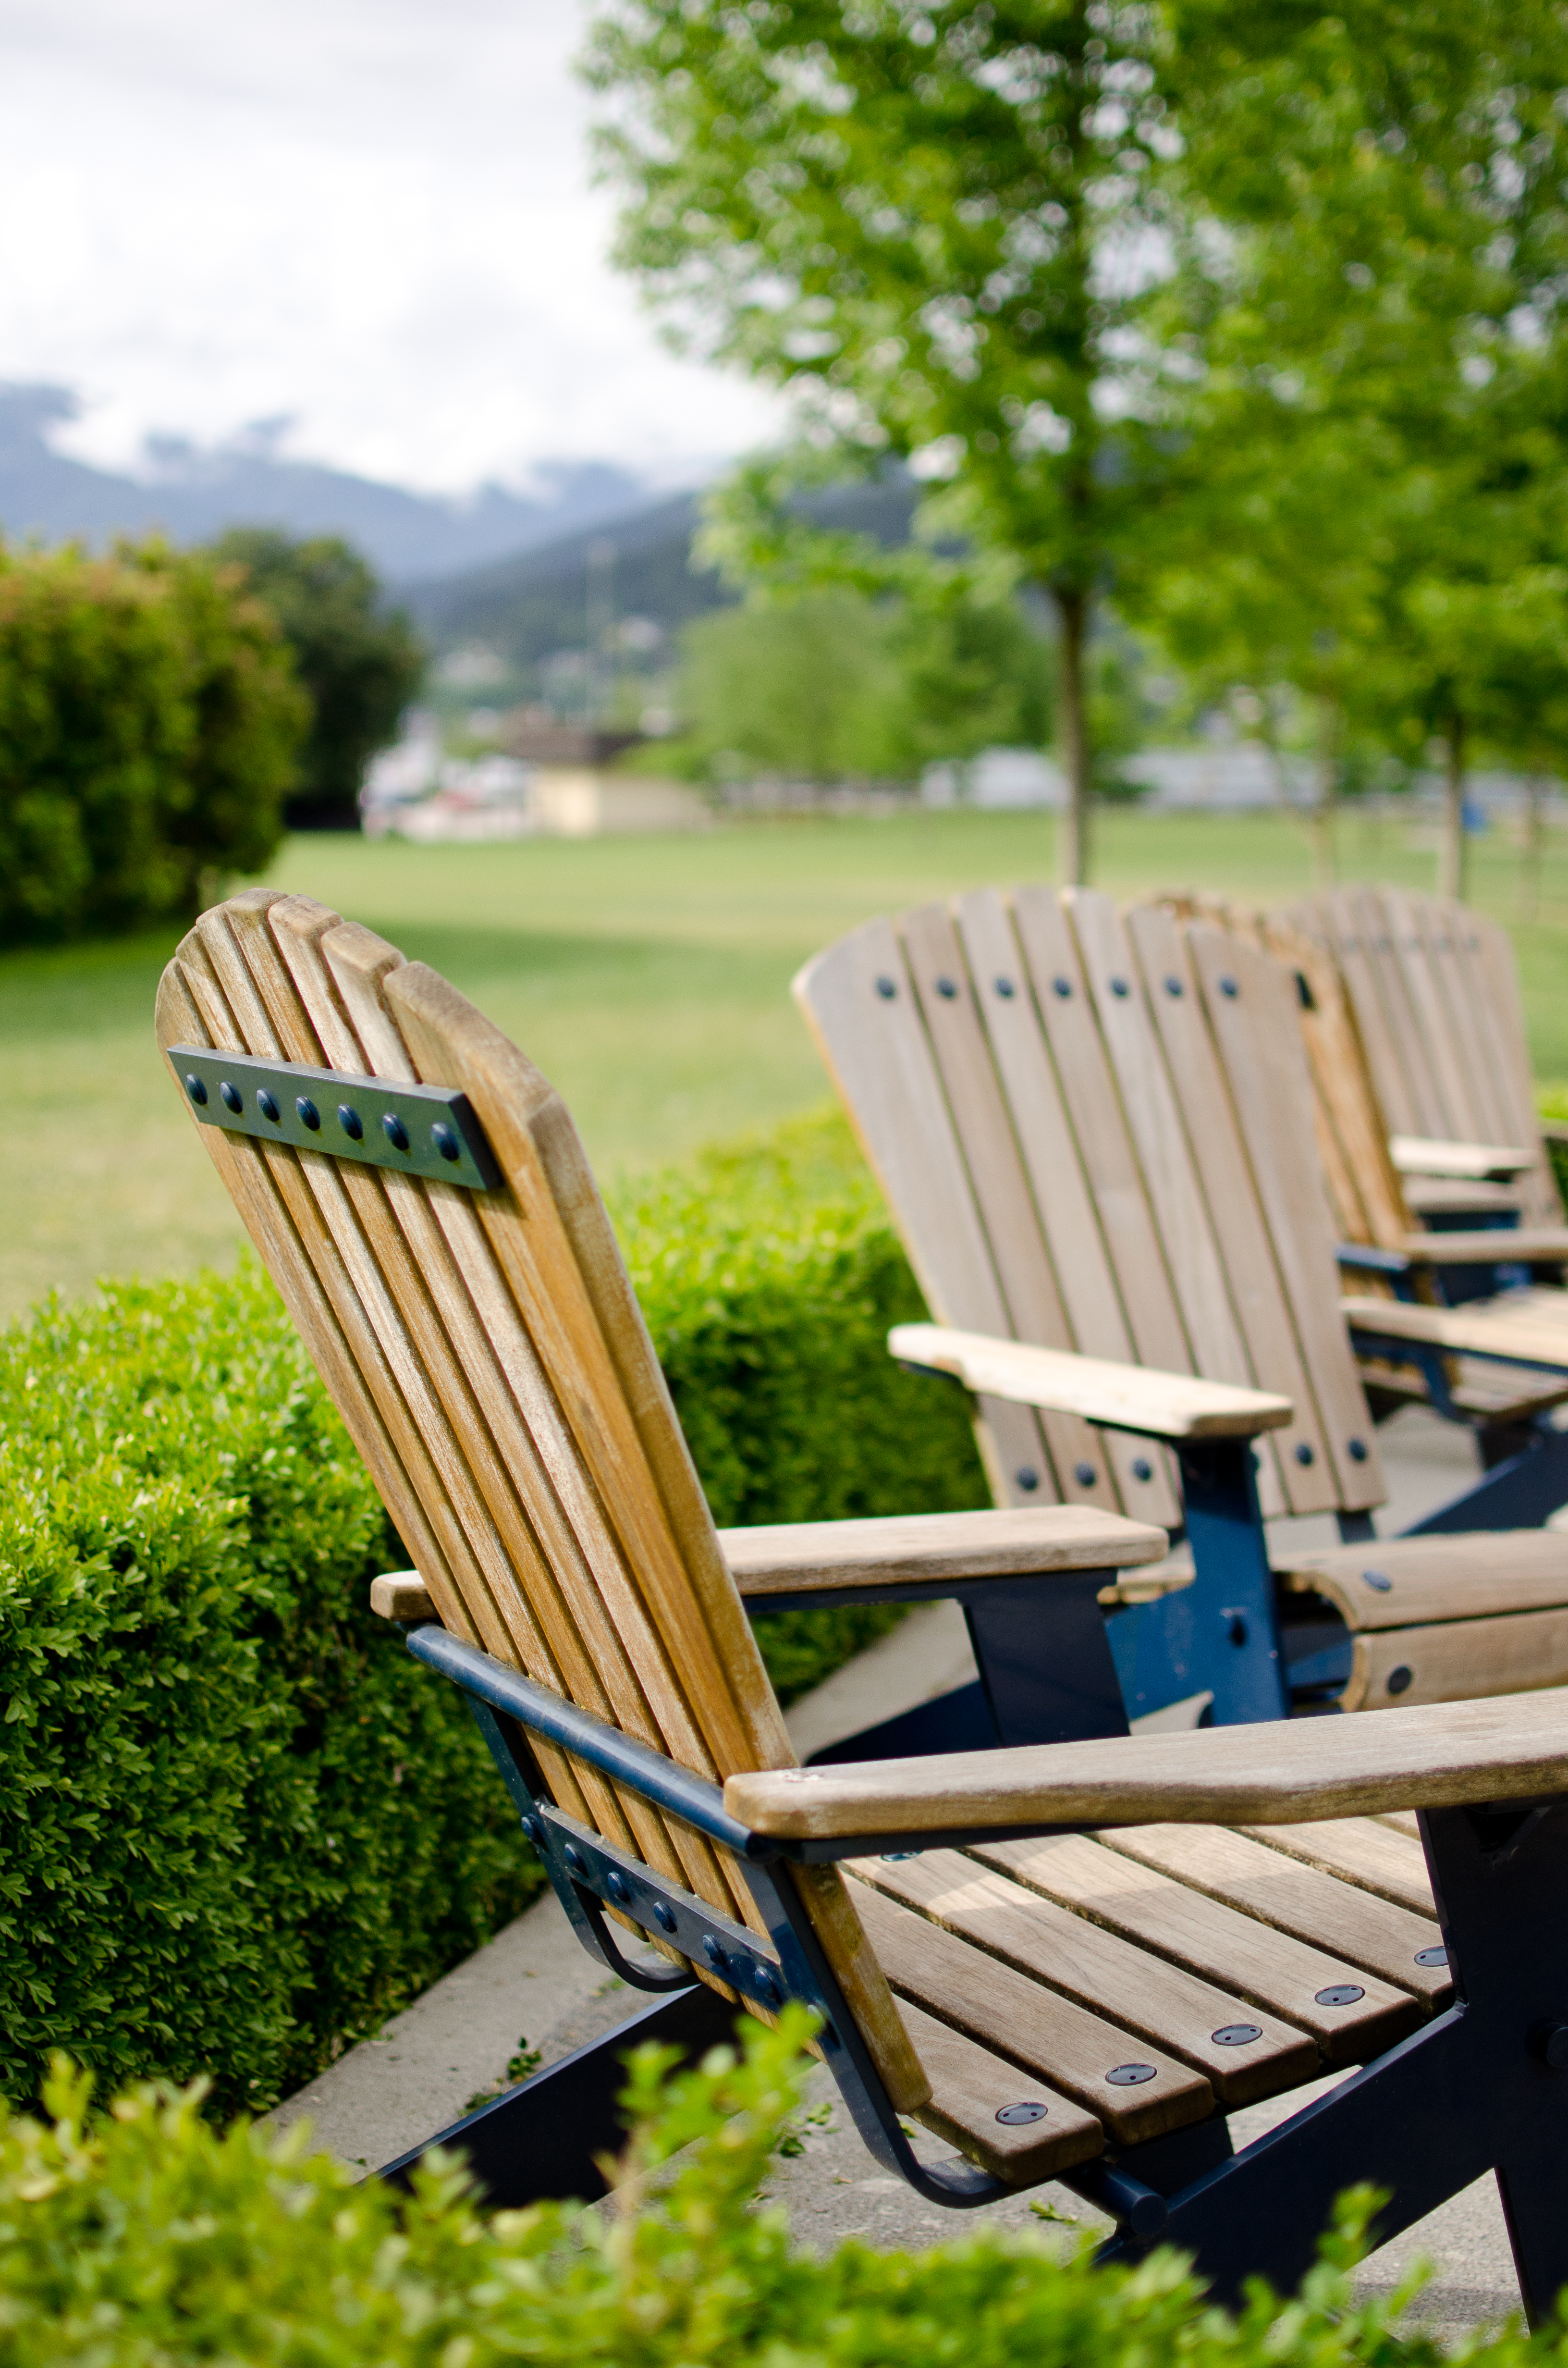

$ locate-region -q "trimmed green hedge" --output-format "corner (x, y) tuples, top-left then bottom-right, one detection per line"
(0, 1110), (984, 2114)
(0, 2018), (1470, 2368)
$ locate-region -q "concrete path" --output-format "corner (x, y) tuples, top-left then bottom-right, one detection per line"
(267, 1408), (1548, 2339)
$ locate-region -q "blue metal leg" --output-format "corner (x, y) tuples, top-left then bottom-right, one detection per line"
(1404, 1419), (1568, 1533)
(1111, 1441), (1287, 1725)
(376, 1983), (738, 2204)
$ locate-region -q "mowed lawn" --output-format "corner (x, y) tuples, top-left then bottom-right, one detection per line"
(5, 803), (1568, 1325)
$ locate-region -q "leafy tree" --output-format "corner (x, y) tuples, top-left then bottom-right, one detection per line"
(584, 0), (1189, 881)
(1139, 0), (1568, 898)
(210, 531), (424, 831)
(0, 538), (306, 943)
(673, 585), (1051, 785)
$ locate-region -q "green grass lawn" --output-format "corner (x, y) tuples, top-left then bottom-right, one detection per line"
(4, 803), (1568, 1325)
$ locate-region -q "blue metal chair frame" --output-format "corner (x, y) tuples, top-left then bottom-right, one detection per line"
(381, 1621), (1568, 2325)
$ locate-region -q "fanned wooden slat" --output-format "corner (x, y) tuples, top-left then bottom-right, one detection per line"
(1090, 1822), (1447, 2002)
(847, 1875), (1213, 2144)
(898, 900), (1122, 1513)
(1238, 1816), (1434, 1917)
(1186, 929), (1384, 1511)
(858, 1848), (1318, 2104)
(1123, 901), (1329, 1516)
(793, 914), (1064, 1508)
(974, 1831), (1423, 2064)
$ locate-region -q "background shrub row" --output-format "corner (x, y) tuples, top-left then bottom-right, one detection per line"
(0, 1111), (984, 2115)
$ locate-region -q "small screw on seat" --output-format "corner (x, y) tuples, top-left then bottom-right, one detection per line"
(1015, 1466), (1040, 1492)
(996, 2100), (1048, 2124)
(1315, 1985), (1365, 2007)
(1386, 1665), (1414, 1696)
(1106, 2063), (1157, 2086)
(1212, 2023), (1262, 2046)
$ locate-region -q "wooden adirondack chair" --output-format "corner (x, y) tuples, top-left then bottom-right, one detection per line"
(1168, 892), (1568, 1467)
(1288, 886), (1563, 1225)
(795, 886), (1568, 1732)
(159, 891), (1568, 2319)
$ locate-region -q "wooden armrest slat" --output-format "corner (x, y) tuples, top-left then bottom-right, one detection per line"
(1277, 1532), (1568, 1630)
(1390, 1135), (1534, 1181)
(889, 1322), (1293, 1440)
(1393, 1228), (1568, 1265)
(1342, 1295), (1568, 1369)
(723, 1687), (1568, 1837)
(721, 1505), (1167, 1596)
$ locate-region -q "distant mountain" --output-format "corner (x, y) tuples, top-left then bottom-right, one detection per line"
(404, 473), (921, 665)
(0, 383), (660, 582)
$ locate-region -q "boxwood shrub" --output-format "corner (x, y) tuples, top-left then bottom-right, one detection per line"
(0, 2015), (1472, 2368)
(0, 1110), (984, 2115)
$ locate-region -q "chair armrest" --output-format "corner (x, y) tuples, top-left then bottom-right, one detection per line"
(371, 1570), (434, 1620)
(1337, 1242), (1413, 1276)
(889, 1322), (1293, 1441)
(721, 1506), (1168, 1599)
(1541, 1120), (1568, 1147)
(1390, 1134), (1534, 1181)
(1342, 1295), (1568, 1371)
(723, 1687), (1568, 1840)
(1391, 1228), (1568, 1266)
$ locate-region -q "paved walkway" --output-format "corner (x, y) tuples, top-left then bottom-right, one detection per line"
(267, 1409), (1546, 2339)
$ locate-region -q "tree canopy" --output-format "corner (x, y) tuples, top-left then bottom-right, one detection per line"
(210, 531), (424, 832)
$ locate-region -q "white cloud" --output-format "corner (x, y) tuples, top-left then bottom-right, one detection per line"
(0, 0), (782, 488)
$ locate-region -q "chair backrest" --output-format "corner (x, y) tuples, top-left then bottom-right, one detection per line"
(1286, 888), (1562, 1226)
(156, 888), (926, 2110)
(795, 888), (1384, 1533)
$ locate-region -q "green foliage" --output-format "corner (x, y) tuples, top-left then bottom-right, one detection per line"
(0, 1268), (543, 2120)
(0, 2016), (1482, 2368)
(209, 530), (425, 830)
(0, 1110), (982, 2111)
(673, 587), (1051, 785)
(0, 540), (307, 946)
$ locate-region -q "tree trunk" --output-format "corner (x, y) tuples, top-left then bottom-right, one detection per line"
(1519, 776), (1546, 922)
(1312, 698), (1339, 886)
(1437, 713), (1468, 902)
(1054, 584), (1091, 886)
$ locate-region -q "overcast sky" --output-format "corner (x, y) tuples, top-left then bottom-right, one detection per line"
(0, 0), (781, 491)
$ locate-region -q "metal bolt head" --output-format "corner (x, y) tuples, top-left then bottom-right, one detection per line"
(1386, 1665), (1414, 1697)
(1053, 975), (1073, 998)
(1294, 1441), (1315, 1466)
(295, 1096), (321, 1131)
(184, 1073), (209, 1106)
(1106, 2063), (1157, 2085)
(1074, 1461), (1097, 1487)
(382, 1111), (410, 1152)
(338, 1103), (364, 1141)
(1314, 1985), (1365, 2007)
(1015, 1466), (1040, 1493)
(1347, 1437), (1369, 1463)
(605, 1869), (631, 1906)
(1362, 1569), (1393, 1592)
(755, 1968), (782, 2008)
(701, 1934), (728, 1972)
(1109, 976), (1129, 998)
(256, 1088), (281, 1124)
(1219, 975), (1239, 999)
(431, 1121), (461, 1162)
(1164, 975), (1184, 997)
(996, 2100), (1049, 2124)
(562, 1844), (587, 1878)
(1212, 2024), (1262, 2046)
(994, 976), (1016, 998)
(1132, 1457), (1153, 1483)
(521, 1815), (544, 1849)
(935, 975), (958, 999)
(875, 975), (897, 999)
(1414, 1946), (1448, 1968)
(652, 1900), (678, 1934)
(220, 1080), (244, 1113)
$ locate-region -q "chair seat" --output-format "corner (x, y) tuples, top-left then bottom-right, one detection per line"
(848, 1814), (1443, 2183)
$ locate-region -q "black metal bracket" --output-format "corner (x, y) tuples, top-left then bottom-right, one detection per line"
(167, 1044), (500, 1190)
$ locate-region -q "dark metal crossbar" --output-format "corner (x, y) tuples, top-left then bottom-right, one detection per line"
(389, 1620), (1568, 2321)
(166, 1045), (500, 1190)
